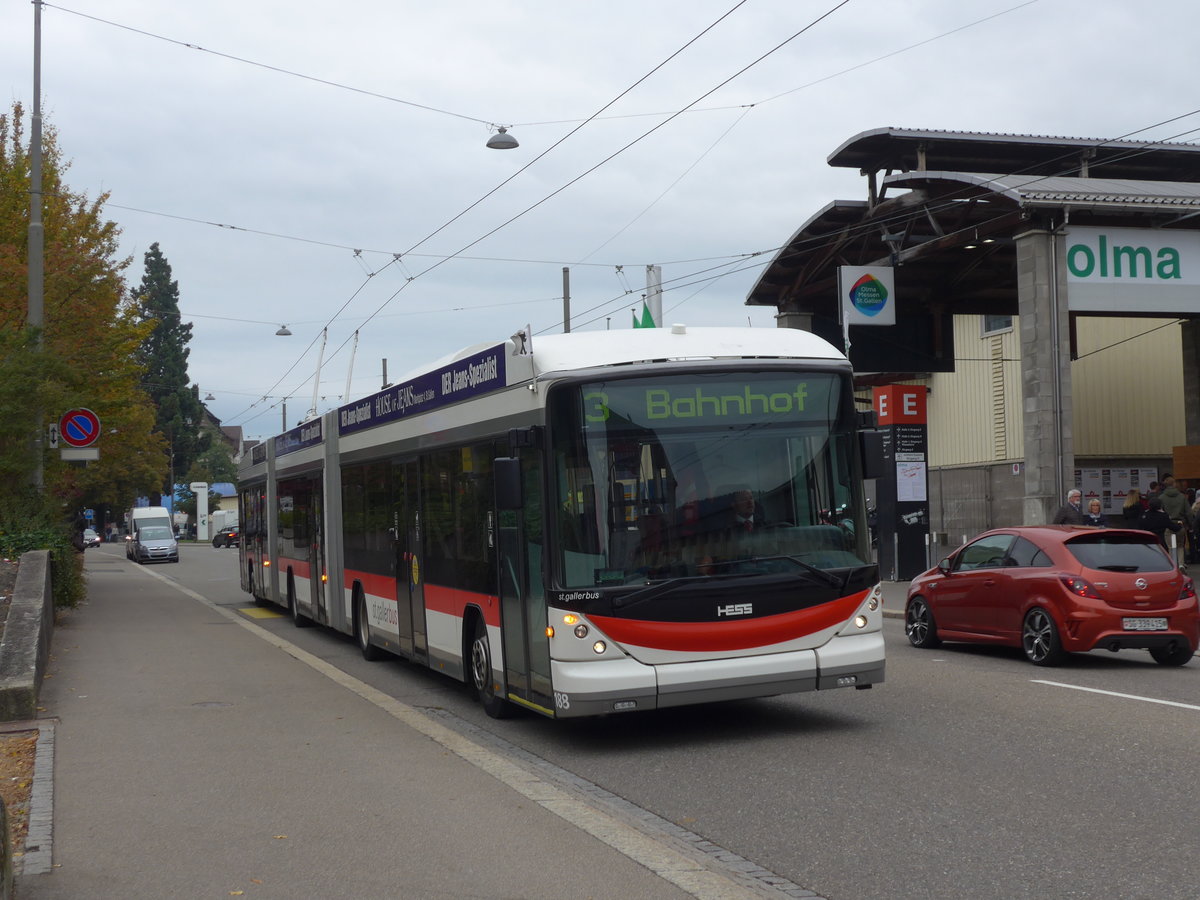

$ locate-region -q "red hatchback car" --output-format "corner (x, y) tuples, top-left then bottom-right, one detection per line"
(905, 525), (1198, 666)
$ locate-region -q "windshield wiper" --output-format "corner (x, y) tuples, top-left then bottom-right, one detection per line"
(767, 555), (847, 590)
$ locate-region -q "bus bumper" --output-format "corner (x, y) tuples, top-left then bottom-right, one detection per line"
(550, 631), (884, 718)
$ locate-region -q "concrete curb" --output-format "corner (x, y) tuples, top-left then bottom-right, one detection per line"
(0, 551), (54, 722)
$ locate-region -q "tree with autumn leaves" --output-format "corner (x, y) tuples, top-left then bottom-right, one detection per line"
(0, 101), (165, 532)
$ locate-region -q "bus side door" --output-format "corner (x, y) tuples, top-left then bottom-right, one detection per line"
(392, 460), (428, 660)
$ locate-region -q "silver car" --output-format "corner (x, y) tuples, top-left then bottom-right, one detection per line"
(130, 525), (179, 564)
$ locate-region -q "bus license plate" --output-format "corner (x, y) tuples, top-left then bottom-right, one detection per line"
(1122, 617), (1168, 631)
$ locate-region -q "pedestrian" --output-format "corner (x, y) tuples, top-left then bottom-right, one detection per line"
(1121, 489), (1144, 526)
(1157, 474), (1193, 560)
(1192, 491), (1200, 564)
(1138, 497), (1183, 552)
(1145, 481), (1161, 503)
(1052, 489), (1085, 525)
(1083, 498), (1108, 527)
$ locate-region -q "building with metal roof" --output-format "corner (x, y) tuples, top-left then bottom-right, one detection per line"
(746, 128), (1200, 572)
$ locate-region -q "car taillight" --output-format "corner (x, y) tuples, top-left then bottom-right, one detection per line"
(1059, 574), (1101, 599)
(1181, 577), (1196, 601)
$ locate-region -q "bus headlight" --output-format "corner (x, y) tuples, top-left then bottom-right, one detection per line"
(574, 624), (589, 639)
(592, 641), (607, 654)
(867, 596), (879, 611)
(854, 615), (868, 629)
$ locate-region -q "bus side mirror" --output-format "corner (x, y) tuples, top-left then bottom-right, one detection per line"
(495, 457), (522, 510)
(859, 430), (885, 481)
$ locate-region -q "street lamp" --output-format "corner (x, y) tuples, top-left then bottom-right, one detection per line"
(486, 126), (519, 150)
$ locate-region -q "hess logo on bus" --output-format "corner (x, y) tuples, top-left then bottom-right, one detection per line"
(717, 603), (752, 617)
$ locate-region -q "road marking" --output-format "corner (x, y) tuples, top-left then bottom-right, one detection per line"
(1032, 680), (1200, 711)
(131, 563), (784, 900)
(239, 607), (284, 619)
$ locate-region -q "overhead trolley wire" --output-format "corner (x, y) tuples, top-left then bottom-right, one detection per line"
(249, 0), (853, 422)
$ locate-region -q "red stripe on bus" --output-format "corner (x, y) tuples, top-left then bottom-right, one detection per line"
(345, 569), (395, 600)
(425, 584), (500, 627)
(588, 590), (869, 653)
(277, 556), (311, 579)
(342, 571), (500, 628)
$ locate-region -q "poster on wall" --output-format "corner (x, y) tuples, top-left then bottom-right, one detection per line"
(1076, 468), (1158, 514)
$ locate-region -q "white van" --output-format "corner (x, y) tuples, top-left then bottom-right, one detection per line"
(126, 506), (173, 560)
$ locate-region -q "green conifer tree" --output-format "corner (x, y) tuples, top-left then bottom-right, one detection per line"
(132, 243), (207, 503)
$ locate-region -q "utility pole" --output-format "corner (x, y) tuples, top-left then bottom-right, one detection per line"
(28, 0), (45, 489)
(645, 265), (662, 327)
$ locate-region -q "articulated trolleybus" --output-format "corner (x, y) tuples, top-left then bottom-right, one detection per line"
(239, 325), (885, 718)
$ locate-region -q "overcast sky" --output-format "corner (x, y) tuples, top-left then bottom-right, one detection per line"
(3, 0), (1196, 440)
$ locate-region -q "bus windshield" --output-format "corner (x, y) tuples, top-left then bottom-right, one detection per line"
(548, 370), (870, 588)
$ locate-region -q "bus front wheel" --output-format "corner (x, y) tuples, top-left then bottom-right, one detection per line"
(469, 617), (512, 719)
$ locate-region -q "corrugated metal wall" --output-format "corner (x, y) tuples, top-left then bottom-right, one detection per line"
(925, 317), (1023, 467)
(1072, 317), (1186, 457)
(924, 315), (1184, 467)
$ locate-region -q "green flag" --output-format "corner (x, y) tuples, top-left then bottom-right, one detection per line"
(633, 302), (655, 328)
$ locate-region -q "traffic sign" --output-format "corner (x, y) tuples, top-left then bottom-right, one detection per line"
(59, 408), (101, 448)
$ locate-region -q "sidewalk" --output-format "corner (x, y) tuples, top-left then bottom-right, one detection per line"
(17, 552), (756, 900)
(879, 580), (908, 619)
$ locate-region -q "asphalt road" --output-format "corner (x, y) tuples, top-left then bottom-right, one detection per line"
(118, 541), (1200, 900)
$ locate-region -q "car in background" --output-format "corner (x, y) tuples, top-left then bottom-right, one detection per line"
(129, 524), (179, 564)
(905, 525), (1198, 667)
(82, 528), (101, 549)
(212, 526), (240, 548)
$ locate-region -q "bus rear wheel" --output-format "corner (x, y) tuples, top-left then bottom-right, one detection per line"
(356, 589), (383, 661)
(289, 575), (313, 628)
(469, 617), (511, 719)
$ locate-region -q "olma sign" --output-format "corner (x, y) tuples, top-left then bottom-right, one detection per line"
(1065, 226), (1199, 313)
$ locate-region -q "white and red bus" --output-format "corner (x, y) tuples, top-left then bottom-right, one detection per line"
(239, 325), (885, 718)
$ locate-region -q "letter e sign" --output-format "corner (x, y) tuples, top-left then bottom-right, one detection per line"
(873, 385), (927, 425)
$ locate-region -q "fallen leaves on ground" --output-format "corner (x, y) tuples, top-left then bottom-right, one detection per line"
(0, 730), (38, 861)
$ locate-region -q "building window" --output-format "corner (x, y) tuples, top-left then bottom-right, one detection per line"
(982, 314), (1012, 335)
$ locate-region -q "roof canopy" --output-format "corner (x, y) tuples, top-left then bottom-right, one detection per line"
(746, 128), (1200, 376)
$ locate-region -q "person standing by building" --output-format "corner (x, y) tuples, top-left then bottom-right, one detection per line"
(1138, 497), (1183, 553)
(1145, 481), (1161, 504)
(1052, 489), (1085, 525)
(1158, 475), (1193, 560)
(1191, 491), (1200, 564)
(1084, 498), (1108, 527)
(1121, 489), (1145, 526)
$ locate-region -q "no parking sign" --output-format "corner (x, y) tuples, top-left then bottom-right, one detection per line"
(58, 408), (101, 448)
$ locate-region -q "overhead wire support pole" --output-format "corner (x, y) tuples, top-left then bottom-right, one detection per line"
(344, 330), (359, 403)
(562, 267), (570, 333)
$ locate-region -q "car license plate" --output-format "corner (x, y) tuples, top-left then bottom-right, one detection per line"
(1122, 617), (1168, 631)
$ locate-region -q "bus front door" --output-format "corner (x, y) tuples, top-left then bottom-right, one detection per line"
(496, 449), (553, 715)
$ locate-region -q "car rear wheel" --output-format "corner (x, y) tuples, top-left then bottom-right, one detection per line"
(1022, 608), (1066, 666)
(905, 596), (941, 648)
(1149, 643), (1194, 666)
